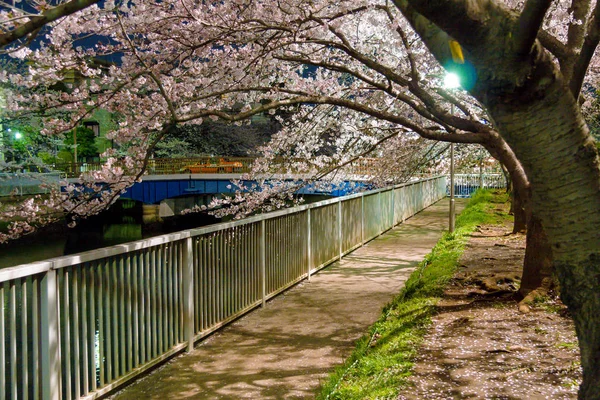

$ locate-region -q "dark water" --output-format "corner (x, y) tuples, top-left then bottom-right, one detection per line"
(0, 195), (332, 269)
(0, 198), (221, 269)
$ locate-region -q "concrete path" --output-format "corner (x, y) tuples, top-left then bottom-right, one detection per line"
(113, 199), (466, 400)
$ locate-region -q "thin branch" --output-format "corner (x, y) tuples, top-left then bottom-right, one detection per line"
(537, 29), (575, 65)
(115, 11), (179, 122)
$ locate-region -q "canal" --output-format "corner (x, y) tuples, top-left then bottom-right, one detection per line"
(0, 195), (331, 269)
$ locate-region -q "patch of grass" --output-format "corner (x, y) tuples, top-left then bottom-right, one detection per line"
(534, 326), (548, 335)
(492, 302), (510, 309)
(530, 294), (565, 314)
(317, 190), (509, 400)
(556, 342), (578, 350)
(562, 378), (580, 389)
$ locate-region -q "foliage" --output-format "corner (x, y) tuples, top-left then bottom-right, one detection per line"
(1, 0), (599, 395)
(152, 137), (193, 158)
(318, 190), (508, 399)
(0, 121), (57, 165)
(164, 119), (279, 157)
(64, 126), (98, 159)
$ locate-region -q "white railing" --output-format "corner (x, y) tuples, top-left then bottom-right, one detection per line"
(447, 173), (506, 197)
(0, 176), (446, 400)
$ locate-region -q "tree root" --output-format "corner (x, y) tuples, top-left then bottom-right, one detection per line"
(518, 278), (555, 313)
(479, 275), (519, 292)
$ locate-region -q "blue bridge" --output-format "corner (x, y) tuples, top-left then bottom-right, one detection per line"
(119, 173), (372, 204)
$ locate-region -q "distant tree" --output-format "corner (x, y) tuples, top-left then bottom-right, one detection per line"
(0, 120), (57, 164)
(152, 137), (192, 158)
(165, 119), (280, 157)
(64, 126), (98, 160)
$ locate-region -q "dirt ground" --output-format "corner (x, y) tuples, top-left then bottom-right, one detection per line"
(399, 219), (581, 399)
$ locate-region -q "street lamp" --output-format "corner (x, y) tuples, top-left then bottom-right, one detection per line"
(444, 72), (461, 233)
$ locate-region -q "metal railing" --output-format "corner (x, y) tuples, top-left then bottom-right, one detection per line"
(0, 176), (446, 400)
(447, 173), (506, 197)
(48, 157), (385, 178)
(0, 173), (65, 197)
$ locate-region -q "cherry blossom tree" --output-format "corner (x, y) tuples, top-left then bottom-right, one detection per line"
(6, 0), (543, 296)
(395, 1), (600, 397)
(1, 0), (499, 232)
(1, 0), (600, 395)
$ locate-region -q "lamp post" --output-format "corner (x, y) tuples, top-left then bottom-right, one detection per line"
(444, 72), (460, 233)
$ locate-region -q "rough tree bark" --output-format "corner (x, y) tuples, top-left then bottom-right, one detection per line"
(488, 69), (600, 399)
(484, 135), (553, 301)
(396, 1), (600, 397)
(511, 186), (528, 234)
(520, 213), (554, 300)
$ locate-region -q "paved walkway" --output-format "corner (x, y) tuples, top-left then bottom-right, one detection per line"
(113, 199), (466, 400)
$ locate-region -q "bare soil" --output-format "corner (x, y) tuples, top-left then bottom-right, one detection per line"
(399, 221), (581, 399)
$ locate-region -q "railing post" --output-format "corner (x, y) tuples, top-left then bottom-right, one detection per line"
(40, 267), (61, 400)
(378, 191), (383, 235)
(338, 200), (343, 260)
(361, 194), (365, 244)
(307, 208), (312, 281)
(261, 220), (266, 307)
(182, 237), (194, 353)
(391, 187), (395, 228)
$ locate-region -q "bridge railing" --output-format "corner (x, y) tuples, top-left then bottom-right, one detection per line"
(51, 157), (256, 177)
(48, 157), (389, 178)
(0, 176), (446, 400)
(448, 173), (507, 197)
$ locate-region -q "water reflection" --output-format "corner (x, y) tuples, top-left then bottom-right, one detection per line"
(0, 195), (329, 269)
(0, 199), (220, 269)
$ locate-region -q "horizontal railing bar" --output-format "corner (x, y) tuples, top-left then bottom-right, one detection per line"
(0, 261), (53, 283)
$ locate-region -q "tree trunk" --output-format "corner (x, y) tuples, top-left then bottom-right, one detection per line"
(482, 136), (552, 300)
(397, 2), (600, 395)
(488, 76), (600, 400)
(482, 136), (528, 234)
(519, 213), (554, 299)
(511, 185), (527, 234)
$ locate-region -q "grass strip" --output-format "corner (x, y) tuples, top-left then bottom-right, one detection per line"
(317, 190), (509, 400)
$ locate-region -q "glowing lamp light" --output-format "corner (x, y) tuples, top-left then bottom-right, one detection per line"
(444, 72), (461, 89)
(14, 132), (22, 140)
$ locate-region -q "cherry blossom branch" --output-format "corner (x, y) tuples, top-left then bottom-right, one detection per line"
(275, 54), (441, 123)
(278, 32), (488, 134)
(0, 0), (101, 48)
(115, 12), (179, 121)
